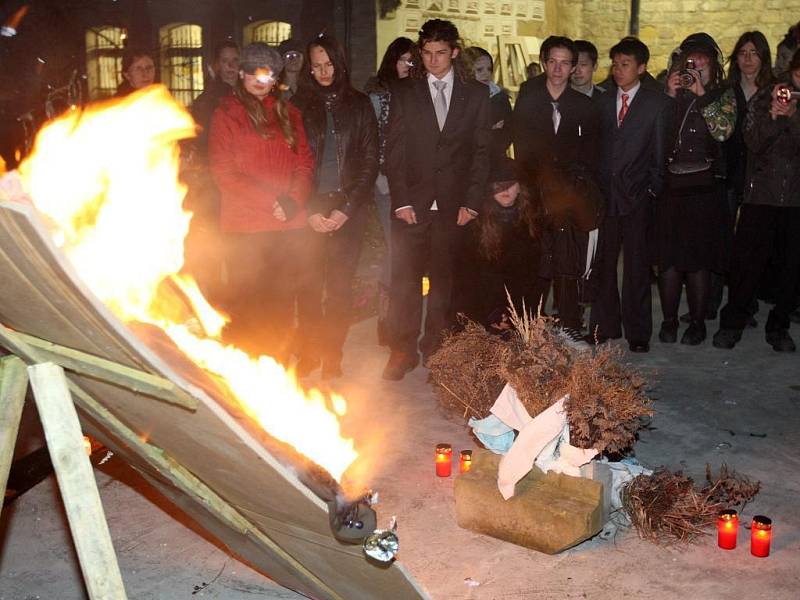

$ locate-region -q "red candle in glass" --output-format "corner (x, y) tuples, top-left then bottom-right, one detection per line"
(435, 443), (452, 477)
(717, 509), (738, 549)
(459, 450), (473, 473)
(751, 516), (772, 557)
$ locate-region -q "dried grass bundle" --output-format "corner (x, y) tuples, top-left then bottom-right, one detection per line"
(621, 466), (760, 545)
(426, 319), (507, 419)
(562, 345), (652, 453)
(429, 294), (653, 455)
(498, 316), (573, 419)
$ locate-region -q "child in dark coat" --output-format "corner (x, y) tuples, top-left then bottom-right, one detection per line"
(455, 157), (547, 330)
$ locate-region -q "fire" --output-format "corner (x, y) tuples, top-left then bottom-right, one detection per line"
(17, 85), (358, 481)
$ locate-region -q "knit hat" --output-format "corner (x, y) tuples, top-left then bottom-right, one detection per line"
(490, 157), (519, 189)
(679, 32), (722, 64)
(239, 43), (284, 75)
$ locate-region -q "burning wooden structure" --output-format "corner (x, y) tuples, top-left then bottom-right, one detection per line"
(0, 87), (427, 599)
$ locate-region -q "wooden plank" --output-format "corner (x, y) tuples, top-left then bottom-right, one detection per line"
(0, 198), (429, 599)
(0, 355), (28, 511)
(0, 325), (197, 411)
(28, 362), (128, 600)
(65, 380), (344, 600)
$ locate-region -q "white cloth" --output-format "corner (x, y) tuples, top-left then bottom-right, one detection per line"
(491, 385), (598, 499)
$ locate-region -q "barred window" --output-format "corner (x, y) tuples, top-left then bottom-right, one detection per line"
(159, 23), (204, 107)
(85, 26), (126, 100)
(243, 20), (292, 46)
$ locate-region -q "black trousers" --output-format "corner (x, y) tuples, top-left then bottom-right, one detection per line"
(297, 208), (367, 363)
(388, 212), (461, 357)
(590, 203), (653, 342)
(720, 204), (800, 332)
(221, 229), (305, 362)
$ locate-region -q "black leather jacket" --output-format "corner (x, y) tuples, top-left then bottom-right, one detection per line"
(743, 80), (800, 208)
(292, 86), (378, 216)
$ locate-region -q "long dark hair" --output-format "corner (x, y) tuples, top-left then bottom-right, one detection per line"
(299, 33), (351, 94)
(232, 81), (297, 150)
(727, 31), (773, 90)
(376, 37), (416, 87)
(479, 184), (541, 261)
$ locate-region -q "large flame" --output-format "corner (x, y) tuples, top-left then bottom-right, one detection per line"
(17, 86), (358, 481)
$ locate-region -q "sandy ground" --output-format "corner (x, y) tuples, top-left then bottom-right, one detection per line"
(2, 298), (799, 599)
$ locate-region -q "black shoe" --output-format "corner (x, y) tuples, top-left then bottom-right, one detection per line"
(321, 360), (343, 380)
(680, 320), (707, 345)
(712, 328), (742, 349)
(382, 351), (419, 381)
(628, 341), (650, 353)
(766, 329), (796, 352)
(295, 356), (320, 378)
(658, 320), (679, 343)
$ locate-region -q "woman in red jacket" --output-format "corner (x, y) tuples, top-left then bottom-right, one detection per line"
(209, 43), (314, 361)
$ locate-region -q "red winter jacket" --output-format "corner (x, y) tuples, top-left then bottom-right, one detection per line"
(208, 94), (314, 232)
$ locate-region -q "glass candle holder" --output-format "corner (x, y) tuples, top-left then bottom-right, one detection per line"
(459, 450), (473, 473)
(717, 509), (738, 550)
(435, 443), (452, 477)
(751, 515), (772, 557)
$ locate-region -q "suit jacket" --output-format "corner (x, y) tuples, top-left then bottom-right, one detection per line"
(597, 85), (672, 216)
(512, 75), (600, 182)
(385, 75), (490, 218)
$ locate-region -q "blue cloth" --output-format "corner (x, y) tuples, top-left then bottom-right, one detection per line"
(468, 414), (516, 454)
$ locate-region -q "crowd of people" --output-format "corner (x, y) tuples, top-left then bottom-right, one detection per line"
(115, 18), (800, 380)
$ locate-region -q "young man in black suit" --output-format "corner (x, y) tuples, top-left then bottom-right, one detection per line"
(382, 19), (490, 380)
(589, 37), (672, 352)
(512, 36), (600, 346)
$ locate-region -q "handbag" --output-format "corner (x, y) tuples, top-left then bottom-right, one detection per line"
(666, 99), (715, 189)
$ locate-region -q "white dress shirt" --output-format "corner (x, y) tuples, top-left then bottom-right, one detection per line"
(616, 80), (641, 125)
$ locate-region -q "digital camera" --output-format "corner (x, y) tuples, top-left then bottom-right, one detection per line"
(777, 87), (800, 104)
(679, 58), (696, 88)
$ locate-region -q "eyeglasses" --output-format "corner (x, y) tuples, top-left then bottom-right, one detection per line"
(283, 51), (301, 60)
(737, 49), (760, 58)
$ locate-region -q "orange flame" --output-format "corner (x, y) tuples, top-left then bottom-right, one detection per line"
(17, 86), (358, 481)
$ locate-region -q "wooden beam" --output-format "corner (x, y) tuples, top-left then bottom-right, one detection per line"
(0, 355), (29, 513)
(0, 324), (197, 411)
(64, 380), (346, 600)
(28, 362), (127, 600)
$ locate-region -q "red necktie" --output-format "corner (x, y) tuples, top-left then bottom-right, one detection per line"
(618, 93), (629, 126)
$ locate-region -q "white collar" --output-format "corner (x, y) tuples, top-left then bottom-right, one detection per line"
(427, 67), (454, 87)
(617, 80), (641, 101)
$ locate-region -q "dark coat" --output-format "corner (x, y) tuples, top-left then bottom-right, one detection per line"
(489, 88), (513, 161)
(385, 76), (491, 218)
(191, 78), (234, 153)
(512, 75), (600, 190)
(292, 86), (379, 217)
(597, 85), (672, 216)
(743, 81), (800, 208)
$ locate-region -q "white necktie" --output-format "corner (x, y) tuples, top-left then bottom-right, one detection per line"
(432, 80), (448, 131)
(551, 101), (561, 134)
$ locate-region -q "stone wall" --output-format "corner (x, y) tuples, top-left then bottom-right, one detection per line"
(551, 0), (800, 80)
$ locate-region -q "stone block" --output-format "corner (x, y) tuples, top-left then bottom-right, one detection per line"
(454, 449), (605, 555)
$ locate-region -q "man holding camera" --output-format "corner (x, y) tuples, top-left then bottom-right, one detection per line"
(714, 50), (800, 352)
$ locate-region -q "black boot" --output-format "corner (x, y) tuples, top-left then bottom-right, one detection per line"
(681, 320), (707, 345)
(658, 319), (679, 343)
